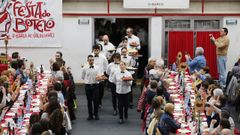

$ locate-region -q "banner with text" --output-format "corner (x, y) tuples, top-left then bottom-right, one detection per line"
(0, 0), (62, 47)
(123, 0), (189, 9)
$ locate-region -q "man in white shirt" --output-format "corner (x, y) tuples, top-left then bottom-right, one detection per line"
(116, 37), (128, 54)
(106, 53), (121, 116)
(120, 47), (136, 108)
(112, 61), (133, 124)
(121, 47), (136, 68)
(125, 27), (141, 50)
(82, 55), (105, 120)
(100, 35), (115, 60)
(92, 45), (108, 108)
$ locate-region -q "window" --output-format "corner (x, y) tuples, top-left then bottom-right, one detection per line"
(165, 20), (191, 29)
(194, 20), (220, 30)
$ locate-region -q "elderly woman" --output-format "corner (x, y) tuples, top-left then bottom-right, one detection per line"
(149, 58), (165, 82)
(143, 57), (157, 88)
(158, 103), (181, 135)
(185, 47), (206, 74)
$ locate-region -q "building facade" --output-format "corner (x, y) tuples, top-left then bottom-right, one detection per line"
(3, 0), (240, 81)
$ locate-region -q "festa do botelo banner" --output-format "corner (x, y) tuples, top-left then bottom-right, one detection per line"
(0, 0), (62, 47)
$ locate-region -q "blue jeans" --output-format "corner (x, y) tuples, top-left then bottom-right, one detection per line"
(217, 56), (227, 86)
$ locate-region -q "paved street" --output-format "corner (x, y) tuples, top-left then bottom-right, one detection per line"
(71, 85), (142, 135)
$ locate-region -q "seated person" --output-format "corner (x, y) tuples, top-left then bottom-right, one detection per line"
(185, 47), (206, 74)
(195, 66), (212, 81)
(157, 81), (171, 102)
(146, 80), (158, 105)
(149, 58), (164, 82)
(158, 103), (181, 135)
(0, 77), (7, 110)
(231, 57), (240, 78)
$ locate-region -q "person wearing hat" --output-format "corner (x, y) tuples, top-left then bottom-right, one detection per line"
(185, 47), (206, 74)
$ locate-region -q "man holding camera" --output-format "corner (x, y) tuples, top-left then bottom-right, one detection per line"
(210, 28), (230, 87)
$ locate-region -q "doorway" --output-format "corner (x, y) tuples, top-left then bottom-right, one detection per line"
(94, 18), (149, 78)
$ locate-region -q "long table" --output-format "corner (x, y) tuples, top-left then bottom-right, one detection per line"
(165, 72), (208, 135)
(0, 72), (51, 135)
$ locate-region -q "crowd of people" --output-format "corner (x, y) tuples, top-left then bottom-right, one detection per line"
(0, 26), (239, 135)
(81, 27), (140, 123)
(136, 27), (239, 135)
(0, 51), (77, 135)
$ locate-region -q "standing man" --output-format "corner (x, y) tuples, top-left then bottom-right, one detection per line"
(92, 45), (108, 108)
(49, 51), (66, 70)
(55, 51), (66, 67)
(121, 47), (136, 108)
(210, 28), (230, 87)
(101, 35), (116, 60)
(15, 60), (28, 85)
(81, 55), (105, 120)
(125, 27), (141, 50)
(112, 61), (133, 124)
(106, 53), (121, 116)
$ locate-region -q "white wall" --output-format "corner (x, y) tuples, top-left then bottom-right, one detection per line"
(2, 16), (93, 83)
(63, 1), (240, 14)
(149, 17), (163, 59)
(223, 17), (240, 72)
(205, 2), (240, 13)
(63, 2), (107, 13)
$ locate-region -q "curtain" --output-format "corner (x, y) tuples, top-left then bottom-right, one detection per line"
(168, 31), (194, 65)
(196, 32), (220, 79)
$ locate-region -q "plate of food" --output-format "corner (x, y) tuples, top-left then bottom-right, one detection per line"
(171, 94), (179, 98)
(107, 48), (116, 52)
(126, 67), (137, 71)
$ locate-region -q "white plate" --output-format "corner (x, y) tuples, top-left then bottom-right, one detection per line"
(169, 82), (175, 85)
(20, 89), (28, 94)
(173, 113), (184, 116)
(175, 108), (183, 111)
(24, 119), (29, 122)
(1, 123), (9, 128)
(5, 118), (13, 123)
(169, 86), (176, 89)
(31, 107), (40, 112)
(171, 94), (179, 97)
(178, 129), (191, 133)
(174, 98), (181, 102)
(6, 112), (15, 117)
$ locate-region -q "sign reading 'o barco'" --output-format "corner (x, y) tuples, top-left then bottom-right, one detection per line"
(123, 0), (190, 9)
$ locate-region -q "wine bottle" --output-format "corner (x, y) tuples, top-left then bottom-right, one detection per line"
(40, 65), (44, 74)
